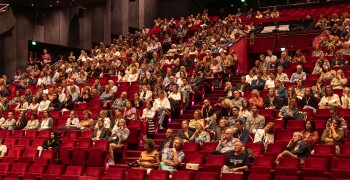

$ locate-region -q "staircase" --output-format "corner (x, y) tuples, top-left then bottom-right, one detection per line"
(113, 73), (248, 168)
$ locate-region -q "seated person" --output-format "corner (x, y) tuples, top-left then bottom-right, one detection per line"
(37, 132), (60, 157)
(278, 99), (298, 120)
(13, 111), (27, 130)
(189, 122), (210, 143)
(221, 141), (250, 174)
(326, 107), (347, 132)
(188, 110), (205, 132)
(158, 129), (174, 152)
(123, 101), (137, 121)
(58, 110), (79, 130)
(91, 119), (110, 141)
(275, 132), (310, 164)
(254, 122), (275, 151)
(290, 65), (306, 82)
(215, 128), (238, 154)
(301, 120), (319, 151)
(128, 139), (160, 174)
(77, 110), (95, 130)
(159, 137), (185, 174)
(1, 112), (16, 130)
(153, 91), (171, 129)
(38, 110), (53, 131)
(250, 71), (266, 91)
(0, 137), (6, 159)
(140, 101), (156, 138)
(213, 119), (229, 142)
(321, 119), (345, 149)
(318, 86), (341, 109)
(263, 88), (281, 109)
(245, 105), (265, 134)
(177, 120), (194, 142)
(300, 88), (318, 113)
(233, 119), (250, 145)
(108, 119), (130, 165)
(249, 90), (263, 108)
(23, 113), (39, 130)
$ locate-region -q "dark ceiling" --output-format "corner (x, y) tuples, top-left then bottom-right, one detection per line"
(7, 0), (107, 8)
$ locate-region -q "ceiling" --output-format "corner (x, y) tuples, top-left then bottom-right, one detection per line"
(7, 0), (107, 8)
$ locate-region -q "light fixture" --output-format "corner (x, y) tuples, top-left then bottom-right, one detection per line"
(280, 48), (286, 51)
(32, 40), (37, 45)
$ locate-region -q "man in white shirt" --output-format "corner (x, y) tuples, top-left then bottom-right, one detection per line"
(265, 49), (277, 66)
(108, 80), (118, 93)
(153, 90), (171, 129)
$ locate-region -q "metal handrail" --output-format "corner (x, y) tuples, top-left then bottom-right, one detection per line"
(0, 4), (10, 13)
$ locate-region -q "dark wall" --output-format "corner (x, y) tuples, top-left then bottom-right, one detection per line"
(157, 0), (199, 19)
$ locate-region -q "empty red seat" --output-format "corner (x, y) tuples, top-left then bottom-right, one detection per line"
(60, 148), (72, 165)
(66, 130), (81, 139)
(22, 164), (46, 179)
(18, 147), (38, 163)
(302, 158), (329, 178)
(258, 109), (275, 120)
(275, 157), (300, 176)
(172, 171), (194, 180)
(182, 142), (200, 154)
(304, 177), (330, 180)
(195, 172), (218, 180)
(31, 137), (46, 147)
(148, 170), (169, 180)
(338, 145), (350, 157)
(330, 158), (350, 180)
(24, 130), (37, 138)
(181, 154), (204, 170)
(4, 138), (18, 147)
(71, 148), (87, 166)
(314, 109), (331, 120)
(77, 138), (92, 148)
(248, 174), (271, 180)
(125, 168), (147, 180)
(264, 143), (286, 156)
(5, 147), (24, 160)
(312, 144), (336, 159)
(286, 120), (305, 131)
(101, 167), (125, 180)
(199, 142), (218, 155)
(5, 163), (29, 178)
(60, 166), (85, 179)
(81, 131), (93, 138)
(14, 138), (31, 147)
(250, 156), (275, 175)
(275, 176), (300, 180)
(37, 130), (52, 138)
(221, 173), (244, 180)
(203, 155), (226, 173)
(0, 162), (11, 175)
(245, 143), (264, 157)
(61, 139), (77, 149)
(79, 167), (104, 179)
(275, 131), (294, 144)
(87, 148), (106, 167)
(11, 130), (24, 138)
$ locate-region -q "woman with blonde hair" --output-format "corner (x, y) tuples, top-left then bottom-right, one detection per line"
(188, 110), (205, 132)
(190, 122), (210, 143)
(77, 110), (94, 130)
(254, 122), (275, 151)
(249, 90), (263, 108)
(220, 98), (234, 118)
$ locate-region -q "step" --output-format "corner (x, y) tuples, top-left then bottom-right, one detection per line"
(168, 123), (182, 129)
(126, 150), (142, 157)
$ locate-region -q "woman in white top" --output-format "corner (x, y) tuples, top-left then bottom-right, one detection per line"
(58, 110), (79, 130)
(0, 111), (5, 127)
(140, 101), (156, 138)
(38, 94), (51, 112)
(168, 84), (182, 101)
(331, 69), (347, 90)
(127, 68), (139, 82)
(37, 72), (47, 86)
(38, 110), (53, 130)
(95, 110), (111, 129)
(28, 96), (39, 112)
(23, 113), (39, 130)
(319, 86), (341, 109)
(15, 95), (29, 111)
(245, 70), (257, 84)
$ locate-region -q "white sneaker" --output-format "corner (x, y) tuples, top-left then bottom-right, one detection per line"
(159, 126), (164, 130)
(108, 161), (115, 166)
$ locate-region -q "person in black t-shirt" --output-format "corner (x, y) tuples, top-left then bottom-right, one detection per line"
(221, 141), (250, 174)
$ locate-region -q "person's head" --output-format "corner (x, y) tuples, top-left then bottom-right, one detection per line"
(233, 141), (244, 153)
(256, 71), (263, 79)
(173, 137), (184, 150)
(292, 131), (303, 142)
(99, 110), (107, 119)
(195, 122), (204, 131)
(251, 89), (260, 98)
(329, 107), (338, 117)
(325, 86), (333, 96)
(331, 119), (341, 129)
(158, 90), (166, 99)
(143, 139), (155, 152)
(235, 119), (244, 131)
(121, 92), (128, 99)
(296, 65), (303, 73)
(125, 101), (132, 109)
(181, 120), (189, 129)
(96, 119), (104, 129)
(251, 105), (258, 114)
(241, 99), (250, 109)
(193, 110), (202, 119)
(70, 110), (77, 119)
(224, 128), (234, 140)
(304, 87), (313, 97)
(165, 129), (173, 139)
(50, 132), (55, 139)
(232, 106), (240, 116)
(83, 110), (92, 120)
(264, 122), (275, 134)
(43, 110), (50, 118)
(297, 79), (303, 88)
(268, 88), (276, 97)
(277, 66), (284, 73)
(118, 119), (126, 128)
(219, 118), (228, 128)
(288, 99), (297, 109)
(233, 91), (240, 99)
(30, 113), (37, 120)
(240, 76), (246, 83)
(203, 99), (211, 107)
(304, 120), (316, 132)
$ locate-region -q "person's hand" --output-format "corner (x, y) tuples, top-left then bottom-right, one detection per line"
(230, 168), (238, 172)
(171, 148), (177, 153)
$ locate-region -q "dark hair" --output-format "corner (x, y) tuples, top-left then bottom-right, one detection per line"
(213, 111), (222, 124)
(143, 139), (155, 150)
(233, 106), (240, 111)
(304, 120), (316, 132)
(235, 119), (244, 125)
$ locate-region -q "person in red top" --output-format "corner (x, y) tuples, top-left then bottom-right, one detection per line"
(41, 49), (51, 66)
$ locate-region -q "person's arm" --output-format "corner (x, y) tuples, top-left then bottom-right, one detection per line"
(231, 152), (249, 172)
